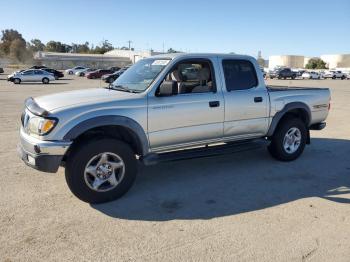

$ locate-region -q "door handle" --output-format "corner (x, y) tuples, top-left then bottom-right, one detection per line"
(209, 101), (220, 107)
(254, 97), (263, 103)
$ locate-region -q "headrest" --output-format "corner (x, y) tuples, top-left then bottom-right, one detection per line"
(198, 67), (210, 81)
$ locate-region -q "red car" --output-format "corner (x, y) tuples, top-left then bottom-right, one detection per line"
(86, 69), (113, 79)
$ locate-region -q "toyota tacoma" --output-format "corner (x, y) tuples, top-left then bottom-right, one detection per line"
(18, 53), (331, 203)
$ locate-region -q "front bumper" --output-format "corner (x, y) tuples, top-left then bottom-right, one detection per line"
(18, 129), (72, 173)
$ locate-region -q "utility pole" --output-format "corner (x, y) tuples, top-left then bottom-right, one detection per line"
(127, 40), (132, 50)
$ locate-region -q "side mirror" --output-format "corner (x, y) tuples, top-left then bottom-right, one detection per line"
(158, 80), (178, 96)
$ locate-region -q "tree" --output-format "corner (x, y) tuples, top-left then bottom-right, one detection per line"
(257, 57), (265, 68)
(0, 29), (26, 56)
(305, 58), (327, 69)
(45, 41), (72, 53)
(28, 39), (45, 52)
(167, 48), (179, 53)
(71, 42), (90, 53)
(9, 39), (31, 62)
(90, 40), (114, 54)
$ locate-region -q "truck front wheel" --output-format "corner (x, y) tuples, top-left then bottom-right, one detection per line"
(268, 118), (307, 161)
(65, 138), (137, 203)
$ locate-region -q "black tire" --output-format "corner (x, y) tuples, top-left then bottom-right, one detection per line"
(65, 138), (137, 203)
(341, 75), (345, 80)
(13, 78), (21, 84)
(332, 75), (336, 79)
(268, 117), (307, 161)
(68, 71), (73, 75)
(42, 77), (49, 84)
(291, 75), (295, 80)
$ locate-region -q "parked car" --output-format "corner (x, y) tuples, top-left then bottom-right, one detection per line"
(65, 66), (87, 75)
(18, 53), (331, 203)
(8, 69), (55, 84)
(323, 70), (346, 80)
(86, 69), (114, 79)
(296, 70), (306, 77)
(75, 68), (95, 77)
(269, 68), (297, 79)
(42, 68), (64, 80)
(109, 66), (121, 72)
(30, 65), (47, 69)
(0, 67), (4, 74)
(260, 68), (266, 78)
(302, 71), (320, 79)
(102, 68), (128, 83)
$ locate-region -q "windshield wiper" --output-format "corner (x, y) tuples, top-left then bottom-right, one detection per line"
(106, 84), (137, 93)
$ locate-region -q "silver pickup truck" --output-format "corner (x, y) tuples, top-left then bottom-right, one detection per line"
(18, 53), (331, 203)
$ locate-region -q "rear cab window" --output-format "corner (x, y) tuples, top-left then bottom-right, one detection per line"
(222, 59), (258, 91)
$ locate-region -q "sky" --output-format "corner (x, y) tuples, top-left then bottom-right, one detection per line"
(0, 0), (349, 58)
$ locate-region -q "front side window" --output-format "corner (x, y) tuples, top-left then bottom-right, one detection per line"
(111, 58), (170, 92)
(160, 60), (216, 95)
(22, 70), (34, 75)
(222, 60), (258, 91)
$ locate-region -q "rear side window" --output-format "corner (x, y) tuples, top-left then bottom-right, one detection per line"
(22, 70), (34, 75)
(222, 60), (258, 91)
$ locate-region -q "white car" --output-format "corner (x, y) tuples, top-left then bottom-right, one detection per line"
(8, 69), (55, 84)
(323, 70), (346, 79)
(75, 68), (94, 77)
(302, 71), (320, 79)
(65, 66), (87, 75)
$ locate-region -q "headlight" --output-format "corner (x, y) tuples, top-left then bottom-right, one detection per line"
(27, 116), (57, 135)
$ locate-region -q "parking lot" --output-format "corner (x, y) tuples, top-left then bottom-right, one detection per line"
(1, 69), (350, 261)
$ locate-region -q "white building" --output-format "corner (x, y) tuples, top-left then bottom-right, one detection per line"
(320, 54), (350, 69)
(34, 51), (131, 69)
(269, 54), (350, 70)
(268, 55), (305, 69)
(105, 49), (164, 63)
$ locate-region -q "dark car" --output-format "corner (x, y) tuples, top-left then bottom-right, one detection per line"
(30, 65), (47, 69)
(86, 69), (114, 79)
(42, 68), (64, 80)
(109, 66), (121, 72)
(0, 67), (4, 74)
(269, 68), (297, 79)
(102, 68), (128, 83)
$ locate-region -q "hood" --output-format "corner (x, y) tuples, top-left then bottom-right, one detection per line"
(34, 88), (138, 112)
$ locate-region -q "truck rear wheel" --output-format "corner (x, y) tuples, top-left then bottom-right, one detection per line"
(65, 138), (137, 203)
(268, 117), (307, 161)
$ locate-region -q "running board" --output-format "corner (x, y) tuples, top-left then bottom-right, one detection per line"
(141, 139), (269, 166)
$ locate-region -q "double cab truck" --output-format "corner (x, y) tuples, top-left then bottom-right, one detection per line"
(18, 53), (331, 203)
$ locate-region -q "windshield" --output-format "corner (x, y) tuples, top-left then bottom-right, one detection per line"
(111, 58), (170, 92)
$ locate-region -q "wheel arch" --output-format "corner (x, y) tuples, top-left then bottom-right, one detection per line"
(63, 116), (149, 156)
(267, 102), (311, 137)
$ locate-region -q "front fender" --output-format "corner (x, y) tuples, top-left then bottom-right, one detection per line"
(63, 115), (149, 155)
